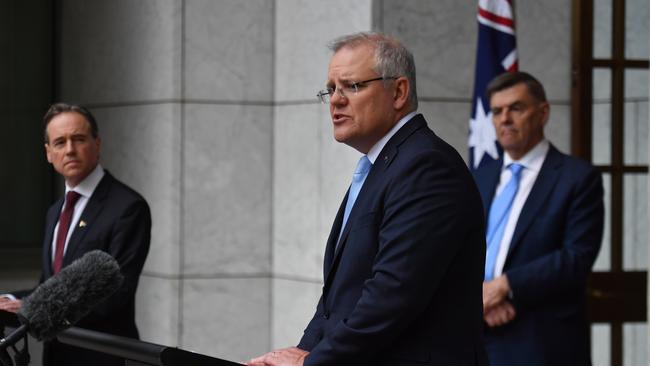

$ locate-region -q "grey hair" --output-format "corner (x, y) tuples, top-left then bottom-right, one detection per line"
(328, 32), (418, 110)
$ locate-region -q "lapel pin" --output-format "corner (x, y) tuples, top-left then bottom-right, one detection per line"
(79, 220), (87, 228)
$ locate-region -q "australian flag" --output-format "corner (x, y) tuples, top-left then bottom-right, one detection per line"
(469, 0), (518, 170)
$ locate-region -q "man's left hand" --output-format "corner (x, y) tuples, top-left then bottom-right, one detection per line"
(247, 347), (308, 366)
(483, 275), (511, 312)
(484, 300), (516, 327)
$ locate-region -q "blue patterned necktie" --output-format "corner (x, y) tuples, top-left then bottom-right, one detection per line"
(485, 163), (524, 280)
(338, 156), (372, 244)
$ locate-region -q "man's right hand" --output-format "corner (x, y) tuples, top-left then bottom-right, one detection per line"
(247, 347), (308, 366)
(0, 297), (22, 313)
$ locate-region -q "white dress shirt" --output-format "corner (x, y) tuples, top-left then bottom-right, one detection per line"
(492, 140), (549, 277)
(50, 164), (105, 261)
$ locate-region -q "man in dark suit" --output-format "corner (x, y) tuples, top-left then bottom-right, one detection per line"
(0, 103), (151, 366)
(473, 72), (604, 365)
(249, 32), (487, 366)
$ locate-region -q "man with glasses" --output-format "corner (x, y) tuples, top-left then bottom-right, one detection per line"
(249, 32), (487, 366)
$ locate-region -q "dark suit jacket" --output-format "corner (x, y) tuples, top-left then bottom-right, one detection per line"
(472, 145), (604, 366)
(298, 114), (488, 366)
(34, 171), (151, 366)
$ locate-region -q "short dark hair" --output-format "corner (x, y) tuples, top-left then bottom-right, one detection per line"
(43, 103), (99, 143)
(486, 71), (547, 103)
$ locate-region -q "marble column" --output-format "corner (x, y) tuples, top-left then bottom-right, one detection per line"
(180, 0), (274, 359)
(57, 0), (184, 347)
(57, 0), (274, 361)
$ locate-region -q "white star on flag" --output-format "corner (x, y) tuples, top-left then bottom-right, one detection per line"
(469, 98), (499, 168)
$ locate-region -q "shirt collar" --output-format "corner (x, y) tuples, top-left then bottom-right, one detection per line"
(503, 139), (549, 173)
(65, 164), (105, 198)
(367, 111), (418, 164)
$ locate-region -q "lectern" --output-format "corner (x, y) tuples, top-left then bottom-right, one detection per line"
(57, 327), (241, 366)
(1, 311), (241, 366)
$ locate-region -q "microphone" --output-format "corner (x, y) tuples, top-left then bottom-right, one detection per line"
(0, 250), (124, 351)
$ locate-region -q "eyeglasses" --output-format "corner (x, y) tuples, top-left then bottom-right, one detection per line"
(316, 76), (398, 104)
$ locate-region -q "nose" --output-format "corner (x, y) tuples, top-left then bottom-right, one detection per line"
(64, 140), (76, 154)
(493, 110), (511, 126)
(330, 88), (347, 106)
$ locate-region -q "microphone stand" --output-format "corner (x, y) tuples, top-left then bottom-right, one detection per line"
(10, 336), (29, 366)
(0, 324), (30, 366)
(0, 323), (10, 366)
(0, 324), (11, 366)
(0, 334), (29, 366)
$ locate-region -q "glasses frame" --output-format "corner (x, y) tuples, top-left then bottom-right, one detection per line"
(316, 76), (398, 104)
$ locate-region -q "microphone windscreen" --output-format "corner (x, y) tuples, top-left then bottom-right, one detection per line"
(18, 250), (124, 341)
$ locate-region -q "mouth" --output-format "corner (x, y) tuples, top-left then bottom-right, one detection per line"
(332, 113), (350, 124)
(64, 160), (80, 167)
(499, 127), (517, 136)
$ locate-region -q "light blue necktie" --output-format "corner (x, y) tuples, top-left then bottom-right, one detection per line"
(485, 163), (524, 280)
(338, 156), (372, 243)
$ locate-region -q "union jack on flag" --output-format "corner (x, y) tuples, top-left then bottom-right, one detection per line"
(468, 0), (518, 170)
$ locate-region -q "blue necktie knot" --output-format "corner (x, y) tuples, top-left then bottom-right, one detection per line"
(509, 163), (523, 180)
(353, 156), (372, 182)
(484, 162), (525, 280)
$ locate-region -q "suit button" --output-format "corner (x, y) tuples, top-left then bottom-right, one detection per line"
(323, 313), (329, 319)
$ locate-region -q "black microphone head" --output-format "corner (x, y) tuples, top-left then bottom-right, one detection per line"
(18, 250), (124, 341)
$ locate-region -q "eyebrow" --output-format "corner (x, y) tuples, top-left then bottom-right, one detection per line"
(51, 132), (90, 141)
(492, 100), (525, 110)
(327, 77), (354, 86)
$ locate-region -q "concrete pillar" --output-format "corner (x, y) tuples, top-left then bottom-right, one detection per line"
(58, 0), (274, 361)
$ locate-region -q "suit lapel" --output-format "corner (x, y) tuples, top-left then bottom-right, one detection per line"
(63, 173), (112, 266)
(323, 194), (347, 279)
(323, 155), (385, 290)
(507, 145), (563, 257)
(323, 158), (385, 287)
(323, 115), (426, 289)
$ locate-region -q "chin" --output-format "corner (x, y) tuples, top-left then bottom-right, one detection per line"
(333, 131), (349, 144)
(499, 141), (518, 151)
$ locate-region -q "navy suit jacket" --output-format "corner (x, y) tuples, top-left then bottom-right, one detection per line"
(298, 114), (488, 366)
(473, 145), (604, 366)
(35, 171), (151, 366)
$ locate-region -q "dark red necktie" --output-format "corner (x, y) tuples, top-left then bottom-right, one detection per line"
(53, 191), (82, 273)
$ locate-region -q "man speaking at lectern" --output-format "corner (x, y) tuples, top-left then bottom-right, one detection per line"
(249, 32), (487, 366)
(0, 103), (151, 366)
